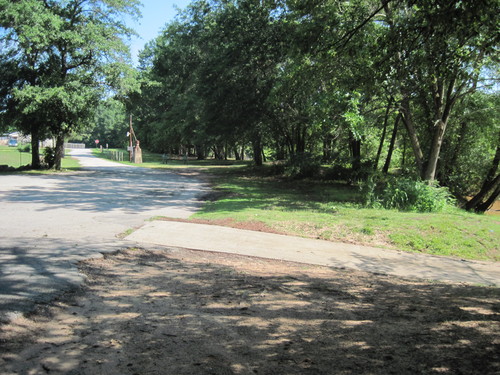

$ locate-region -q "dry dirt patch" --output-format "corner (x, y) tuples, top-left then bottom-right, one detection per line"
(1, 248), (499, 375)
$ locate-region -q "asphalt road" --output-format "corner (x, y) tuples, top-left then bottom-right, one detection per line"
(0, 149), (208, 322)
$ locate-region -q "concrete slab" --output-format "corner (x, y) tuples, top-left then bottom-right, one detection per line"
(127, 220), (500, 286)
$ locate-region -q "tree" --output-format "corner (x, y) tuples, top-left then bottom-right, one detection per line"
(465, 139), (500, 212)
(0, 0), (140, 169)
(132, 0), (284, 165)
(85, 99), (129, 148)
(381, 0), (499, 181)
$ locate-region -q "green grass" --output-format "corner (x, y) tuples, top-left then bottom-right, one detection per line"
(93, 148), (500, 261)
(0, 145), (29, 168)
(0, 145), (80, 171)
(191, 167), (499, 262)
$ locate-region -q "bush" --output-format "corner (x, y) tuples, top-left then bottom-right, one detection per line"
(323, 165), (352, 181)
(284, 153), (321, 179)
(361, 176), (455, 212)
(43, 146), (56, 169)
(268, 161), (286, 176)
(18, 144), (31, 153)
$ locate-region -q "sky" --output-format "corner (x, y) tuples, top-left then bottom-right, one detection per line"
(128, 0), (193, 66)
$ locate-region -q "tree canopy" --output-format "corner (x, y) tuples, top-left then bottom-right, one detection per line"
(1, 0), (498, 211)
(128, 0), (498, 210)
(0, 0), (140, 168)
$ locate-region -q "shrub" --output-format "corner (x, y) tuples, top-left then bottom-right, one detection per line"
(323, 165), (352, 182)
(43, 146), (56, 169)
(269, 161), (286, 176)
(284, 153), (321, 179)
(18, 144), (31, 153)
(361, 176), (455, 212)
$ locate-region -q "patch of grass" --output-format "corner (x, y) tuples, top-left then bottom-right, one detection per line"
(117, 228), (136, 239)
(192, 167), (500, 261)
(0, 146), (80, 172)
(60, 153), (81, 170)
(0, 145), (30, 168)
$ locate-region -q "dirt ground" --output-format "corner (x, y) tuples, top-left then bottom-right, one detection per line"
(1, 247), (499, 375)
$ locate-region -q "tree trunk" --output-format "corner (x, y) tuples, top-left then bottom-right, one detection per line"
(400, 97), (424, 173)
(423, 119), (447, 181)
(476, 181), (500, 213)
(482, 134), (500, 186)
(322, 135), (333, 163)
(466, 140), (500, 212)
(213, 144), (224, 160)
(424, 76), (459, 181)
(195, 144), (205, 160)
(30, 123), (41, 169)
(466, 174), (500, 212)
(275, 142), (286, 160)
(234, 145), (242, 160)
(349, 133), (361, 172)
(54, 133), (65, 170)
(296, 124), (306, 154)
(252, 136), (263, 166)
(382, 113), (400, 174)
(375, 98), (393, 170)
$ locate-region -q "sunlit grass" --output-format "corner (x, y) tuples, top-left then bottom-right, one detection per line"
(0, 145), (81, 172)
(192, 168), (499, 261)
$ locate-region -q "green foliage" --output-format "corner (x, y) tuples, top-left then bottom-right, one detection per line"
(83, 99), (128, 148)
(125, 0), (500, 197)
(43, 146), (56, 169)
(361, 176), (455, 213)
(284, 153), (322, 179)
(342, 92), (365, 141)
(0, 0), (140, 169)
(440, 92), (500, 196)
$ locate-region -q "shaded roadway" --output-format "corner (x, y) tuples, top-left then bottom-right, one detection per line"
(0, 149), (208, 322)
(1, 149), (499, 323)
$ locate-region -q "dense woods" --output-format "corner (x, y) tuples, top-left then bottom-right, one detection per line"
(129, 0), (499, 211)
(1, 0), (499, 212)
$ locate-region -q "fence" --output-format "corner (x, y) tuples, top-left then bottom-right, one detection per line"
(65, 143), (86, 149)
(102, 150), (125, 161)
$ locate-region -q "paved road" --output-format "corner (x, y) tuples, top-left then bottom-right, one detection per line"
(0, 149), (208, 322)
(2, 150), (499, 323)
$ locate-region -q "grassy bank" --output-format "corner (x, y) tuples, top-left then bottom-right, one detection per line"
(92, 150), (499, 261)
(191, 167), (499, 261)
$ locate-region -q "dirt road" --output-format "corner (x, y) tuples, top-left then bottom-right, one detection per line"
(1, 248), (499, 374)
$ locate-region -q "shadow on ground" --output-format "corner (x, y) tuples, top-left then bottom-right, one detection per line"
(1, 168), (204, 214)
(1, 248), (498, 375)
(0, 237), (123, 322)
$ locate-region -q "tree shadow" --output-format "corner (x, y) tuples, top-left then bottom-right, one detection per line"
(1, 167), (207, 215)
(1, 249), (498, 374)
(0, 237), (126, 323)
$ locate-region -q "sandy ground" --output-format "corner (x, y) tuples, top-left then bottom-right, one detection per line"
(1, 247), (499, 375)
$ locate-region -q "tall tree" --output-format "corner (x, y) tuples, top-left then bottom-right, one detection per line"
(381, 0), (499, 181)
(0, 0), (140, 169)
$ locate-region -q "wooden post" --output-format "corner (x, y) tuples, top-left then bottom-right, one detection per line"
(129, 115), (133, 162)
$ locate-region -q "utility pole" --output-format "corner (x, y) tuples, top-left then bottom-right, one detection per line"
(129, 114), (133, 162)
